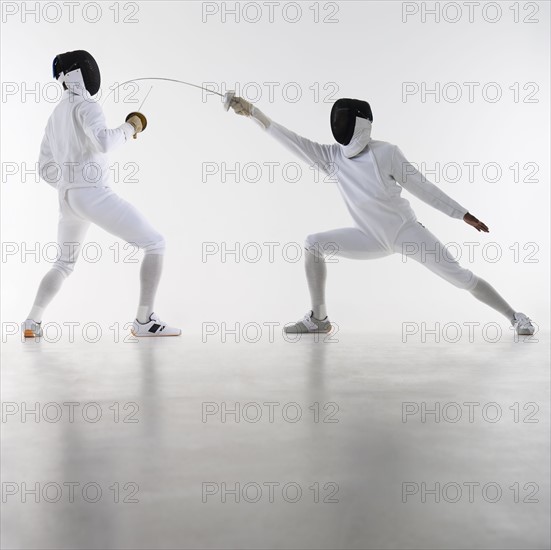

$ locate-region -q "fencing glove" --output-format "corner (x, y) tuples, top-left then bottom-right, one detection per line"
(230, 97), (271, 129)
(125, 112), (147, 139)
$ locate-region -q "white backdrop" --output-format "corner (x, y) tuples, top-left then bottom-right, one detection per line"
(1, 1), (549, 333)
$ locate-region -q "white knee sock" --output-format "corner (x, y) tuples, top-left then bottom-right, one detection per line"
(137, 253), (164, 323)
(470, 277), (515, 322)
(27, 269), (65, 322)
(305, 248), (327, 319)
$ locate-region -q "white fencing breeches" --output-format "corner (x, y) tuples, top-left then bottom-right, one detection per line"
(28, 187), (165, 322)
(53, 186), (165, 277)
(305, 221), (478, 291)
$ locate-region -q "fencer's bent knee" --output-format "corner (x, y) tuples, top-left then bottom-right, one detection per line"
(304, 234), (325, 258)
(304, 234), (317, 250)
(143, 233), (166, 255)
(51, 261), (73, 278)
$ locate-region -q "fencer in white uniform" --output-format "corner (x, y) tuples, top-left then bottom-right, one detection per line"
(22, 50), (180, 337)
(230, 96), (535, 336)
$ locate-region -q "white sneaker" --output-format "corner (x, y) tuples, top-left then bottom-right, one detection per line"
(131, 313), (181, 337)
(22, 319), (42, 338)
(512, 312), (535, 336)
(284, 311), (332, 334)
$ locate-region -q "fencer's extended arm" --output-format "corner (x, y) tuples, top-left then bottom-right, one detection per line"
(391, 146), (468, 219)
(231, 97), (334, 171)
(38, 132), (58, 189)
(266, 121), (335, 172)
(77, 100), (135, 153)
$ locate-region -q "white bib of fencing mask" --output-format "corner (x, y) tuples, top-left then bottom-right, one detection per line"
(342, 118), (372, 159)
(58, 68), (86, 95)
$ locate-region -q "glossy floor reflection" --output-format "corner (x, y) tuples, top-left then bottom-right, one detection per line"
(1, 330), (549, 549)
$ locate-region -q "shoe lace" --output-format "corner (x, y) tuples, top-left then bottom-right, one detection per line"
(302, 311), (314, 323)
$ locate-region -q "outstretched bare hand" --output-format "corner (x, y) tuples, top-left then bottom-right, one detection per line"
(463, 212), (489, 233)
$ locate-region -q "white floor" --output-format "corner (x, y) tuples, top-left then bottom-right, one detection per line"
(1, 330), (549, 549)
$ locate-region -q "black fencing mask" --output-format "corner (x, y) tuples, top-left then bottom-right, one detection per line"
(330, 98), (373, 158)
(53, 50), (101, 96)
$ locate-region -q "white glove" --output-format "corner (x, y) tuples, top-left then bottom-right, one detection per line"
(125, 112), (147, 139)
(230, 96), (253, 117)
(230, 97), (271, 129)
(126, 115), (143, 133)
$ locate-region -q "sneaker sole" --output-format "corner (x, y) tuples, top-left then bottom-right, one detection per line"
(284, 324), (332, 334)
(130, 329), (181, 337)
(517, 329), (535, 336)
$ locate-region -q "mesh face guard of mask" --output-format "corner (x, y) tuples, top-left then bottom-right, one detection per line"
(53, 50), (101, 96)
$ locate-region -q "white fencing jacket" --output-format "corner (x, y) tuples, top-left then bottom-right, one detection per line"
(38, 89), (134, 194)
(266, 120), (468, 248)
